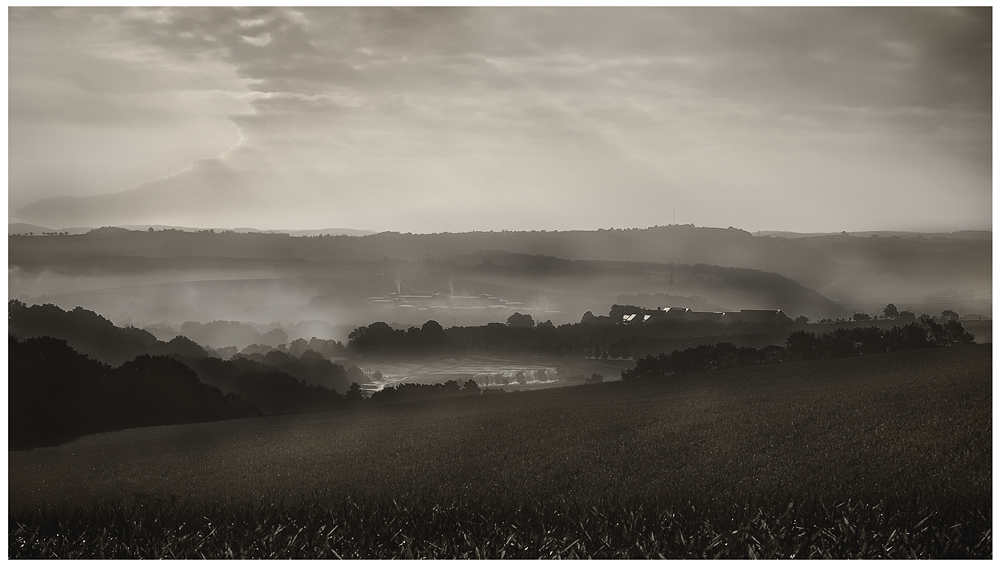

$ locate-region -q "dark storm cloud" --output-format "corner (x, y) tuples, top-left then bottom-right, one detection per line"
(9, 7), (992, 233)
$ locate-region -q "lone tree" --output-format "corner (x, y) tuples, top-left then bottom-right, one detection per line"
(853, 313), (871, 322)
(346, 382), (364, 405)
(883, 303), (899, 319)
(420, 319), (448, 351)
(941, 310), (960, 321)
(347, 365), (365, 384)
(507, 312), (535, 328)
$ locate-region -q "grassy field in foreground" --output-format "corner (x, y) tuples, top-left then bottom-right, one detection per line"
(10, 344), (992, 558)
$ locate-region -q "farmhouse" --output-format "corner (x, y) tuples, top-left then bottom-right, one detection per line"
(655, 306), (699, 322)
(690, 311), (725, 323)
(618, 307), (791, 326)
(621, 313), (644, 325)
(720, 309), (792, 325)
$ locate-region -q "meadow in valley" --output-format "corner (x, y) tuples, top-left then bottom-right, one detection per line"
(9, 6), (994, 559)
(10, 344), (991, 558)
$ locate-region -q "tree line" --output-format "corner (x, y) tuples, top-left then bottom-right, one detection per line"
(8, 302), (367, 448)
(366, 379), (484, 405)
(346, 308), (808, 361)
(347, 303), (981, 361)
(8, 300), (979, 448)
(9, 336), (260, 450)
(622, 319), (975, 380)
(176, 320), (348, 358)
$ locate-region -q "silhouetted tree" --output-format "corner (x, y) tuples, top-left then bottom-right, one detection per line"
(305, 337), (347, 358)
(9, 302), (351, 417)
(191, 355), (345, 415)
(624, 319), (978, 382)
(420, 319), (448, 351)
(260, 328), (288, 347)
(607, 341), (629, 359)
(941, 310), (960, 321)
(9, 336), (259, 450)
(853, 313), (871, 322)
(785, 330), (824, 361)
(236, 349), (351, 394)
(346, 382), (364, 406)
(506, 312), (535, 328)
(943, 320), (976, 345)
(348, 321), (398, 358)
(9, 301), (165, 365)
(288, 338), (310, 357)
(883, 303), (899, 319)
(347, 365), (365, 384)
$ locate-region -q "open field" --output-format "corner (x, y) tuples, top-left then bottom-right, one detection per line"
(358, 355), (634, 391)
(10, 344), (991, 558)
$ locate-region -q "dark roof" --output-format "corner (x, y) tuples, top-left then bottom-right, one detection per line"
(690, 311), (724, 322)
(737, 309), (791, 323)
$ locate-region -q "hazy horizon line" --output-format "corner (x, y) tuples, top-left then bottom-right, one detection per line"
(8, 219), (992, 238)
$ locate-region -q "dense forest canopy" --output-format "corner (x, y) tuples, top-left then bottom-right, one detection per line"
(8, 301), (357, 424)
(9, 336), (260, 449)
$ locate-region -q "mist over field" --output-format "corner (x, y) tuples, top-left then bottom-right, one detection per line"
(9, 226), (991, 331)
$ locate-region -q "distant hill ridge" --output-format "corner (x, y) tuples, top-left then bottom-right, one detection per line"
(759, 229), (991, 240)
(10, 224), (990, 314)
(9, 222), (375, 237)
(9, 229), (849, 319)
(12, 221), (988, 240)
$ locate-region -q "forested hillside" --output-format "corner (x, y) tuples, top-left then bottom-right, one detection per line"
(9, 336), (260, 449)
(8, 302), (355, 420)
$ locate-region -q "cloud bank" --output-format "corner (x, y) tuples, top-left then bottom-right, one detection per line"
(9, 7), (992, 233)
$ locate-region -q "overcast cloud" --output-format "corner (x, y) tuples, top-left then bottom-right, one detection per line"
(9, 7), (992, 233)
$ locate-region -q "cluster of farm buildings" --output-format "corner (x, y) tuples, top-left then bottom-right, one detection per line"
(619, 307), (792, 325)
(365, 292), (791, 326)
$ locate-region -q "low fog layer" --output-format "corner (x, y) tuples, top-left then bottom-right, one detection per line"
(9, 227), (990, 334)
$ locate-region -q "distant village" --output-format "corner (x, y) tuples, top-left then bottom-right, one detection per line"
(365, 290), (791, 326)
(616, 306), (791, 325)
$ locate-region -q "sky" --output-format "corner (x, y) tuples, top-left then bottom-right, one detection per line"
(8, 7), (993, 233)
